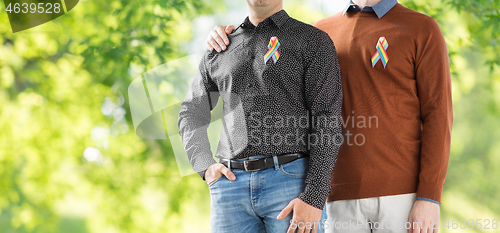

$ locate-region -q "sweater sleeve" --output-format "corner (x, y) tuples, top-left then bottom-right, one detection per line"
(297, 30), (343, 210)
(178, 53), (219, 179)
(414, 17), (453, 203)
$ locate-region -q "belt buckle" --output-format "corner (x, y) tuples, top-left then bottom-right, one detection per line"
(243, 159), (260, 171)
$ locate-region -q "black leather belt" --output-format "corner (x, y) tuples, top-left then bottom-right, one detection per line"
(220, 152), (309, 172)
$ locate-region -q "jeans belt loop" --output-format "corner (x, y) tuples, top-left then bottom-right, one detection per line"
(227, 158), (231, 170)
(272, 155), (279, 170)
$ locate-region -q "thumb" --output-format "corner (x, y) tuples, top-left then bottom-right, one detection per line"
(225, 25), (235, 34)
(219, 166), (236, 181)
(277, 201), (294, 220)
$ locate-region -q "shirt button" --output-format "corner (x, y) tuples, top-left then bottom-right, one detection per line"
(247, 83), (252, 88)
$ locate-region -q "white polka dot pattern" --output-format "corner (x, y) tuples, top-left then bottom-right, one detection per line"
(178, 10), (343, 209)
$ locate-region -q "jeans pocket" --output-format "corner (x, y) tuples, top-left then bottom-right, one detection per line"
(279, 157), (309, 178)
(208, 175), (224, 187)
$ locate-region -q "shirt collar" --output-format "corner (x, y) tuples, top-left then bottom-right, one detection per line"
(342, 0), (398, 18)
(242, 9), (290, 29)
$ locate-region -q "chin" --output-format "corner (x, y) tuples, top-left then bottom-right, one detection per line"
(248, 0), (273, 7)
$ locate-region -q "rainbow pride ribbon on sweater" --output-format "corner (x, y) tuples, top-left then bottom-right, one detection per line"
(264, 36), (280, 64)
(371, 37), (389, 68)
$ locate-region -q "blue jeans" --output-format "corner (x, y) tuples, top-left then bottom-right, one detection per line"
(209, 155), (328, 233)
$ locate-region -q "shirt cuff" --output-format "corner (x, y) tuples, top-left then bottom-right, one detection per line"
(198, 169), (207, 180)
(297, 185), (329, 210)
(416, 197), (441, 206)
(416, 181), (444, 203)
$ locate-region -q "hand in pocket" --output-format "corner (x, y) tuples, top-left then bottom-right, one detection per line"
(205, 163), (236, 185)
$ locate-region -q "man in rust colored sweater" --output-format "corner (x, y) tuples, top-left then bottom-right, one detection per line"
(205, 0), (453, 233)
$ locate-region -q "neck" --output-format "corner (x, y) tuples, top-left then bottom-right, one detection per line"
(247, 4), (283, 26)
(352, 0), (382, 9)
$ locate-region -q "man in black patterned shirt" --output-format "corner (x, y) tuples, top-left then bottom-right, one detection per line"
(178, 0), (342, 232)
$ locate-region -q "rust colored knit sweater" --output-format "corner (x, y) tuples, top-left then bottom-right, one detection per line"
(314, 3), (453, 203)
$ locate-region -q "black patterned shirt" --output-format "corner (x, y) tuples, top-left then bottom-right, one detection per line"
(178, 10), (342, 209)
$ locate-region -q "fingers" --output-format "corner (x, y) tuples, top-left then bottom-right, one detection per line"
(408, 212), (417, 233)
(414, 219), (432, 233)
(311, 224), (317, 233)
(300, 220), (313, 233)
(225, 25), (235, 34)
(210, 27), (226, 51)
(421, 222), (429, 233)
(205, 41), (213, 51)
(205, 25), (234, 52)
(413, 225), (421, 233)
(214, 26), (230, 47)
(425, 220), (439, 233)
(277, 201), (294, 220)
(428, 224), (434, 233)
(424, 220), (435, 233)
(294, 220), (312, 233)
(205, 164), (221, 184)
(212, 29), (227, 51)
(408, 216), (413, 233)
(433, 222), (438, 233)
(429, 221), (436, 233)
(284, 199), (323, 233)
(217, 165), (236, 181)
(207, 30), (223, 52)
(413, 220), (422, 233)
(288, 220), (316, 233)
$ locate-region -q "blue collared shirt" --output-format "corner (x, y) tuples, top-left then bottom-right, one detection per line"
(342, 0), (398, 18)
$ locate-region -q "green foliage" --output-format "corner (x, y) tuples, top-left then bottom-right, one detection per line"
(0, 0), (217, 232)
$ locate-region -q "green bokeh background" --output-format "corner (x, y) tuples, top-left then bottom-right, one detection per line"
(0, 0), (499, 232)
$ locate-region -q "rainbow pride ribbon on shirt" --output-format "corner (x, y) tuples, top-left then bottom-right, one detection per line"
(264, 36), (280, 64)
(371, 37), (389, 68)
